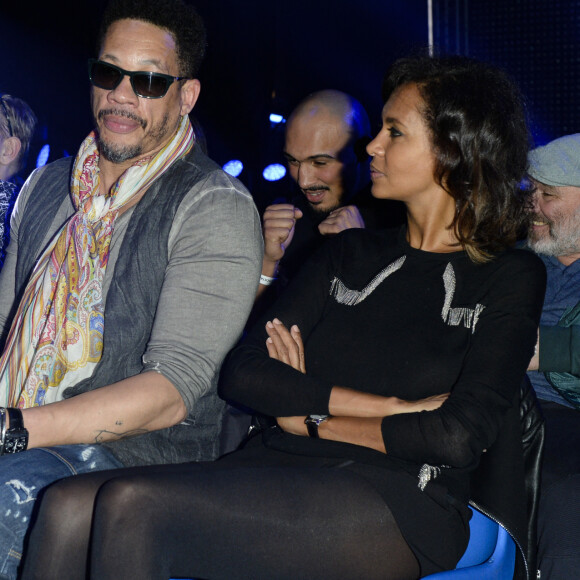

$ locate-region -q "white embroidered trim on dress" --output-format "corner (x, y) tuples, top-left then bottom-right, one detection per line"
(330, 256), (406, 306)
(441, 263), (485, 333)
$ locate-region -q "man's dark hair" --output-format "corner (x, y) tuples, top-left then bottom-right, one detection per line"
(382, 54), (532, 262)
(97, 0), (206, 78)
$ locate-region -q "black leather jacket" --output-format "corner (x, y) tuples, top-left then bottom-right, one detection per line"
(469, 377), (544, 580)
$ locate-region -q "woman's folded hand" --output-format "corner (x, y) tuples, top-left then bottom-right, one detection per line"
(265, 318), (306, 374)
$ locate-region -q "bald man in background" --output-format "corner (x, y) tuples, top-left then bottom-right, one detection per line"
(257, 90), (404, 299)
(222, 91), (403, 451)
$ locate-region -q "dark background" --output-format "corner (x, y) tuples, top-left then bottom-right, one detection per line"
(1, 0), (578, 209)
(433, 0), (580, 145)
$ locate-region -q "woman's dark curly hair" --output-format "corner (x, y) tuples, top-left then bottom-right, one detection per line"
(382, 54), (532, 262)
(97, 0), (207, 78)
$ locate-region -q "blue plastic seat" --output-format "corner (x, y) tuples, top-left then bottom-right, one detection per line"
(421, 506), (516, 579)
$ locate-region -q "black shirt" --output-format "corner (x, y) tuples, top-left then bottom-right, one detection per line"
(222, 227), (546, 573)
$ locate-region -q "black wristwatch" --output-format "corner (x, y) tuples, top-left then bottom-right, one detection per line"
(304, 414), (330, 438)
(3, 408), (29, 454)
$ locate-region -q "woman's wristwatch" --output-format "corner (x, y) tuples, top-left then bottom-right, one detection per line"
(304, 414), (330, 438)
(0, 407), (29, 454)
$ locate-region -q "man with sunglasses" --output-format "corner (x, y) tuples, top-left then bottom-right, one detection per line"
(0, 0), (262, 576)
(0, 94), (36, 264)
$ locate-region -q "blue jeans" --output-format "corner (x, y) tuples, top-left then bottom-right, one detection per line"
(0, 445), (123, 580)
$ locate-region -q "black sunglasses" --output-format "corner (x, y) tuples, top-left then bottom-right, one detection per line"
(88, 59), (191, 99)
(0, 96), (13, 137)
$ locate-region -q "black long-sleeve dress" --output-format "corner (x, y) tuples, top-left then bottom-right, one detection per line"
(22, 226), (545, 580)
(221, 226), (546, 575)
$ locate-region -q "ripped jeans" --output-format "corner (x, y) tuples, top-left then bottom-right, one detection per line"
(0, 445), (123, 580)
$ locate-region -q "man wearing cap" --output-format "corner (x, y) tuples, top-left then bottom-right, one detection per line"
(526, 133), (580, 579)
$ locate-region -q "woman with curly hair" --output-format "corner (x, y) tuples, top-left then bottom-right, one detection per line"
(22, 55), (545, 580)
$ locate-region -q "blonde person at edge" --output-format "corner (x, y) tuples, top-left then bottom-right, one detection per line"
(0, 94), (36, 258)
(0, 0), (262, 578)
(22, 55), (544, 580)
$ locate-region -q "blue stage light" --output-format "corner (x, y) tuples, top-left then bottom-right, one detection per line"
(36, 144), (50, 168)
(223, 159), (244, 177)
(263, 163), (286, 181)
(269, 113), (285, 124)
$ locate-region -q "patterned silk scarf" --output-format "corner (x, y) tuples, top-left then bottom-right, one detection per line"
(0, 114), (194, 407)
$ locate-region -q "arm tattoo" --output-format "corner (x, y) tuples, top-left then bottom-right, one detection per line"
(93, 428), (149, 443)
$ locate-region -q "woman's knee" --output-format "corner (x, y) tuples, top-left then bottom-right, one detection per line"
(36, 477), (92, 524)
(93, 475), (160, 526)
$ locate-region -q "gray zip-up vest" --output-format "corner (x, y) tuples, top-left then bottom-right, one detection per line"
(14, 145), (226, 466)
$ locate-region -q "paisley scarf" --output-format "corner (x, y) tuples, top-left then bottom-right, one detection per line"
(0, 114), (194, 407)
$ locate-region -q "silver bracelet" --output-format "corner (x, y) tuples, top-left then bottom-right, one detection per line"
(260, 274), (277, 286)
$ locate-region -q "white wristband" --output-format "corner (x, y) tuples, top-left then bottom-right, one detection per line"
(260, 274), (277, 286)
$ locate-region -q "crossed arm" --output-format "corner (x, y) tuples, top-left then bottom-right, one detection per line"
(222, 234), (546, 468)
(265, 318), (448, 454)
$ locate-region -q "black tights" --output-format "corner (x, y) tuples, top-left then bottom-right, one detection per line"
(22, 457), (420, 580)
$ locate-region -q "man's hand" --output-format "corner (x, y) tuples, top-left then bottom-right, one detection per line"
(262, 204), (303, 265)
(528, 328), (540, 371)
(318, 205), (365, 235)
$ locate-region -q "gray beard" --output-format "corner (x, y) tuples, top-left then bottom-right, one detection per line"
(528, 211), (580, 258)
(528, 235), (580, 257)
